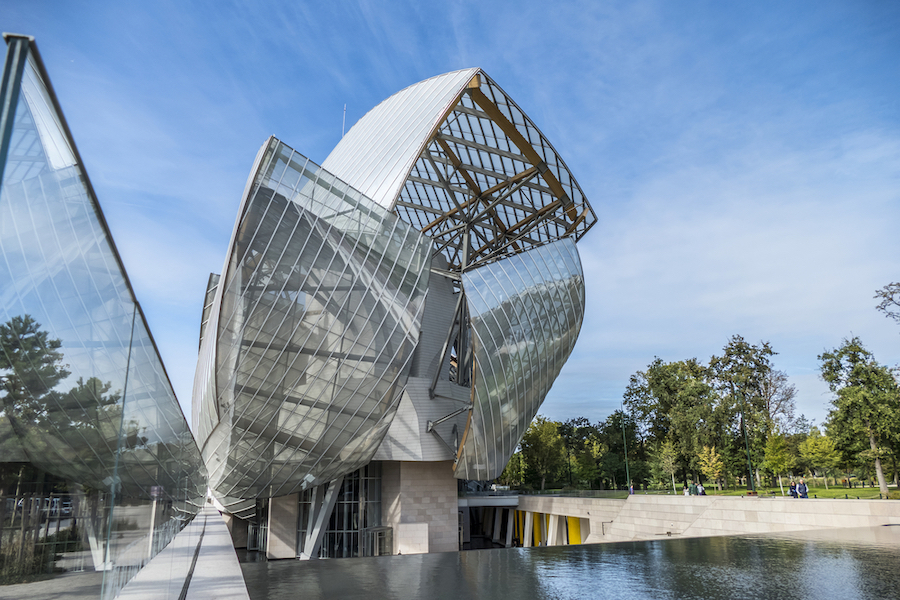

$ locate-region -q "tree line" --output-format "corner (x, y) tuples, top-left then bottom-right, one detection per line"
(500, 329), (900, 495)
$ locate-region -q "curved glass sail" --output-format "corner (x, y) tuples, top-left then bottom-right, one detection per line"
(196, 138), (431, 509)
(455, 238), (585, 480)
(0, 35), (206, 597)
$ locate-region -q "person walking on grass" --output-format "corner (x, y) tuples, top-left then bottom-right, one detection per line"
(797, 479), (808, 499)
(688, 480), (698, 496)
(789, 480), (797, 498)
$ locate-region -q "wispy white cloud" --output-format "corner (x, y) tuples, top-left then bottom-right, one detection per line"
(5, 0), (898, 429)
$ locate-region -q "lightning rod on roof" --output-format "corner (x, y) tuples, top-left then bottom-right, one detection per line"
(342, 104), (346, 138)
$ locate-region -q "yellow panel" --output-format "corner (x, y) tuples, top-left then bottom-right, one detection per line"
(533, 512), (543, 546)
(567, 516), (581, 545)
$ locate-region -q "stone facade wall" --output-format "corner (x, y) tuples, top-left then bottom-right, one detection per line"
(266, 493), (299, 559)
(382, 460), (458, 554)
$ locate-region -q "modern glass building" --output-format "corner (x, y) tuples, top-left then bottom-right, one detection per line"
(194, 69), (595, 558)
(0, 34), (206, 598)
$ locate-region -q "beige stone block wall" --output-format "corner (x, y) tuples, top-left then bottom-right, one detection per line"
(267, 493), (299, 559)
(223, 513), (249, 549)
(396, 523), (429, 554)
(381, 460), (458, 554)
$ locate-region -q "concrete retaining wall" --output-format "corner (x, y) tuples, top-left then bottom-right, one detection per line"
(518, 495), (900, 544)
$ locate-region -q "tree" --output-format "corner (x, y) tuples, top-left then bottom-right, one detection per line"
(875, 282), (900, 326)
(697, 445), (725, 491)
(498, 450), (525, 487)
(820, 337), (900, 495)
(624, 358), (717, 484)
(709, 335), (777, 488)
(799, 427), (840, 489)
(0, 315), (69, 409)
(762, 432), (789, 495)
(759, 369), (798, 432)
(520, 416), (566, 490)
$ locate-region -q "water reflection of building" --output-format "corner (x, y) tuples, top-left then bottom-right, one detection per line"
(0, 34), (206, 597)
(193, 69), (596, 558)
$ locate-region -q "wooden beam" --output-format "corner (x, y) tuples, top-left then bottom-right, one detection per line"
(468, 87), (577, 221)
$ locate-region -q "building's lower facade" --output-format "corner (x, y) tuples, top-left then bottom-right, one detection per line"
(194, 70), (596, 558)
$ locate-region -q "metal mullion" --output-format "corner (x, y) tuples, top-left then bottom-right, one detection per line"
(406, 175), (470, 198)
(216, 186), (302, 431)
(307, 232), (431, 484)
(214, 147), (297, 370)
(464, 271), (508, 477)
(254, 207), (402, 485)
(437, 132), (527, 165)
(487, 261), (528, 464)
(271, 219), (425, 491)
(504, 253), (549, 455)
(467, 168), (541, 226)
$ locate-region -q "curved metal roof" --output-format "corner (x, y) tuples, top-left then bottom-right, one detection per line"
(323, 68), (596, 272)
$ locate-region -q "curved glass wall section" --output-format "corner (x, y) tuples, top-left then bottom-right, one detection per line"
(196, 138), (431, 511)
(0, 36), (206, 598)
(455, 238), (585, 480)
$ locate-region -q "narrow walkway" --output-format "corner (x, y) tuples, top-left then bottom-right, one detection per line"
(118, 506), (250, 600)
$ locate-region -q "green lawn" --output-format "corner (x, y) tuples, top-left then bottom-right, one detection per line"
(697, 485), (893, 500)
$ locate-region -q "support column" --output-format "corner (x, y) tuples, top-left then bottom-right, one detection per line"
(505, 509), (514, 547)
(523, 511), (533, 547)
(492, 506), (502, 542)
(300, 477), (344, 560)
(547, 513), (558, 547)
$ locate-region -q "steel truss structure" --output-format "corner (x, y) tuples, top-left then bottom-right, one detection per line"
(196, 68), (595, 535)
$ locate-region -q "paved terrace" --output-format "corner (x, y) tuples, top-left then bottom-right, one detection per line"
(117, 506), (250, 600)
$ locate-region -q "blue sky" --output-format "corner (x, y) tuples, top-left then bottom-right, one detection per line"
(5, 0), (899, 429)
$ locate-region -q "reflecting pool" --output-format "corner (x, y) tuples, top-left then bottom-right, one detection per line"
(241, 526), (900, 600)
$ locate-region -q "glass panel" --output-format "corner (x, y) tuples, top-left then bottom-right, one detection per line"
(0, 38), (205, 597)
(456, 237), (585, 480)
(197, 139), (431, 511)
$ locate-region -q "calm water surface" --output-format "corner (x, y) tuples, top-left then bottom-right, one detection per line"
(241, 526), (900, 600)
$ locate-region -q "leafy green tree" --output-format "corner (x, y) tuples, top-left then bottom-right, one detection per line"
(0, 315), (70, 411)
(597, 410), (647, 489)
(624, 358), (717, 483)
(698, 445), (725, 491)
(651, 438), (679, 493)
(820, 337), (899, 495)
(800, 427), (840, 489)
(709, 335), (777, 487)
(520, 416), (566, 490)
(498, 449), (525, 487)
(762, 432), (789, 495)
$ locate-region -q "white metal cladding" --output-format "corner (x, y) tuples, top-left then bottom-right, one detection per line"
(454, 237), (585, 480)
(322, 68), (479, 209)
(196, 138), (431, 506)
(323, 68), (596, 272)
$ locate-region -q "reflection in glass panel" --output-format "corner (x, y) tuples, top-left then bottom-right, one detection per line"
(455, 238), (585, 480)
(1, 36), (206, 598)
